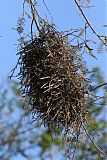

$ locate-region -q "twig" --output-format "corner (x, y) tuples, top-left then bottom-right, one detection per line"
(31, 19), (34, 40)
(29, 0), (40, 32)
(83, 125), (107, 158)
(90, 83), (107, 91)
(22, 0), (26, 16)
(79, 5), (94, 8)
(9, 58), (20, 79)
(42, 0), (53, 21)
(74, 0), (107, 46)
(18, 126), (37, 135)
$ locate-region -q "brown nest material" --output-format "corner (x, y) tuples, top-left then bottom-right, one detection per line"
(16, 24), (88, 138)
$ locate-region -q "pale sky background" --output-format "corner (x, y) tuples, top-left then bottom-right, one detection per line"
(0, 0), (107, 159)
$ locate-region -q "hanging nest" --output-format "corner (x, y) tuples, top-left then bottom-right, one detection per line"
(15, 23), (88, 139)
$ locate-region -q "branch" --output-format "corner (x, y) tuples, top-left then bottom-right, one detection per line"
(29, 0), (40, 32)
(83, 125), (107, 158)
(90, 83), (107, 91)
(74, 0), (107, 46)
(42, 0), (53, 21)
(18, 149), (31, 160)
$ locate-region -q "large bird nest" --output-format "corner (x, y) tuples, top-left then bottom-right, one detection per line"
(14, 23), (88, 140)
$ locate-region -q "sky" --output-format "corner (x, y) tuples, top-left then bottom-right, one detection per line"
(0, 0), (107, 83)
(0, 0), (107, 159)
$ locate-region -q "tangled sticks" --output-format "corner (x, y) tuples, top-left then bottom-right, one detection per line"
(16, 24), (88, 139)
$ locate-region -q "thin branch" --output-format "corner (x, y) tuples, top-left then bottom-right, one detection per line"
(79, 5), (94, 8)
(9, 58), (20, 79)
(90, 83), (107, 91)
(29, 0), (40, 32)
(74, 0), (107, 46)
(19, 126), (37, 135)
(18, 149), (32, 160)
(42, 0), (53, 21)
(22, 0), (26, 16)
(31, 19), (34, 40)
(83, 125), (107, 158)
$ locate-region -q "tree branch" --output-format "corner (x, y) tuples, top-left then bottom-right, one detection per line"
(74, 0), (107, 46)
(83, 125), (107, 158)
(90, 83), (107, 91)
(29, 0), (40, 32)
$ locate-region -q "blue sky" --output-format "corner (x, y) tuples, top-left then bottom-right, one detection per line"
(0, 0), (107, 82)
(0, 0), (107, 159)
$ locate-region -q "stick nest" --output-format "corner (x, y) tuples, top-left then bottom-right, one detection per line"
(16, 24), (88, 137)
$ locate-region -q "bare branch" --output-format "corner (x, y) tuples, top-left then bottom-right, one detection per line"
(74, 0), (107, 46)
(42, 0), (53, 21)
(83, 125), (107, 158)
(29, 0), (40, 32)
(90, 83), (107, 91)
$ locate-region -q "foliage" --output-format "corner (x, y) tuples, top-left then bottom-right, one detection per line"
(0, 66), (107, 159)
(0, 81), (63, 160)
(75, 67), (107, 159)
